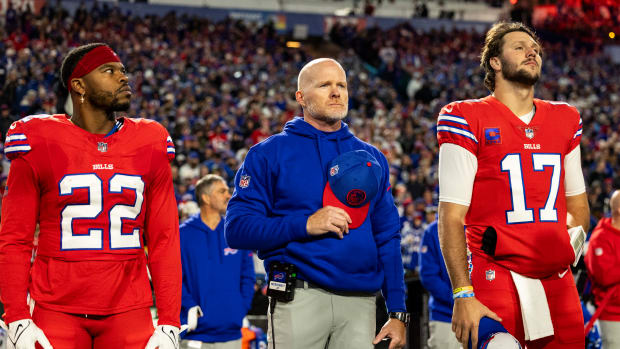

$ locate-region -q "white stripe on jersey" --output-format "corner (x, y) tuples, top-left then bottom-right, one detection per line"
(5, 145), (32, 152)
(437, 125), (478, 143)
(6, 134), (27, 142)
(438, 115), (469, 125)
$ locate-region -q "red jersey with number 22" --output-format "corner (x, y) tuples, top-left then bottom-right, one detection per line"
(437, 96), (582, 278)
(0, 114), (181, 326)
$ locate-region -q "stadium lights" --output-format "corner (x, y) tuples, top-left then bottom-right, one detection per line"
(286, 41), (301, 48)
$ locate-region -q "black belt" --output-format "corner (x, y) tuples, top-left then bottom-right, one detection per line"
(295, 279), (375, 297)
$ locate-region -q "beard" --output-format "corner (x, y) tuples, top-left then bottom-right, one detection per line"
(305, 100), (348, 125)
(500, 56), (540, 87)
(88, 89), (130, 120)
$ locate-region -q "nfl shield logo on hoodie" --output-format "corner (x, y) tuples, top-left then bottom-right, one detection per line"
(239, 175), (250, 188)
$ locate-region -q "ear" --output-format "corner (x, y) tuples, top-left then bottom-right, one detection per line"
(295, 90), (305, 108)
(71, 78), (86, 96)
(490, 57), (501, 72)
(200, 192), (210, 207)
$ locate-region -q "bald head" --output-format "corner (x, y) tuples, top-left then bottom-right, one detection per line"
(297, 58), (345, 91)
(611, 190), (620, 218)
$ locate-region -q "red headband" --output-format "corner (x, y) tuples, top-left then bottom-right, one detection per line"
(67, 45), (121, 92)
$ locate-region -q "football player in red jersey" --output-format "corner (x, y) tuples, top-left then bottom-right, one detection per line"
(0, 43), (181, 349)
(437, 23), (590, 349)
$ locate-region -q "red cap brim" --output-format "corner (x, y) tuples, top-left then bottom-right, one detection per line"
(322, 182), (370, 229)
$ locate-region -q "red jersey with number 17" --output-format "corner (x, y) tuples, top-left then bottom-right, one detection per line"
(437, 96), (583, 278)
(0, 114), (181, 326)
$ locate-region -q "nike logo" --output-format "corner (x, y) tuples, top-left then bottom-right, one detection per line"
(444, 105), (453, 113)
(9, 322), (30, 347)
(161, 327), (178, 347)
(558, 269), (568, 278)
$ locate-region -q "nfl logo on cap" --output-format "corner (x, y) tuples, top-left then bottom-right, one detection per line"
(322, 150), (382, 229)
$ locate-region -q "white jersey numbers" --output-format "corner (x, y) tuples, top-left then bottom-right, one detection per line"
(501, 153), (561, 224)
(59, 173), (145, 250)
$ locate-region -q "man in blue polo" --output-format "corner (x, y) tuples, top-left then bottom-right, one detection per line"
(180, 174), (255, 349)
(225, 58), (408, 349)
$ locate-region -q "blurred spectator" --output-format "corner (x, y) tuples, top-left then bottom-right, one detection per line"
(180, 174), (255, 348)
(585, 189), (620, 348)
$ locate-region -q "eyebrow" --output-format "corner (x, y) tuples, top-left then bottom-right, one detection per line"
(99, 63), (126, 70)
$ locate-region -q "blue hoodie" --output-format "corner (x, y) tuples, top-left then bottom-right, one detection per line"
(418, 221), (453, 322)
(179, 214), (255, 343)
(225, 117), (406, 312)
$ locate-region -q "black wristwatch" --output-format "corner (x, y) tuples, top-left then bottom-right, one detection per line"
(388, 312), (410, 326)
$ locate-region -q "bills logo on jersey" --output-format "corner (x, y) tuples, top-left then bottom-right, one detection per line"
(484, 128), (501, 145)
(239, 175), (251, 188)
(330, 165), (339, 176)
(224, 247), (238, 256)
(97, 142), (108, 152)
(273, 272), (286, 281)
(486, 269), (495, 281)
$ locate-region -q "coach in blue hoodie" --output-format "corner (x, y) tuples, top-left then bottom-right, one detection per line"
(225, 58), (407, 349)
(180, 174), (255, 348)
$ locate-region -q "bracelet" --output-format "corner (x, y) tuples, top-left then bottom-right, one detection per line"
(453, 291), (475, 299)
(453, 286), (474, 294)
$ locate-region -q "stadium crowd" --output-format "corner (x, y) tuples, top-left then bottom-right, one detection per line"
(1, 0), (619, 288)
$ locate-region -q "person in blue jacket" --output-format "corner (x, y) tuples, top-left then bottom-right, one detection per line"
(225, 58), (408, 349)
(419, 220), (461, 349)
(180, 174), (255, 349)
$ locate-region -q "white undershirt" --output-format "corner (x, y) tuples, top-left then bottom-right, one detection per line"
(438, 144), (586, 205)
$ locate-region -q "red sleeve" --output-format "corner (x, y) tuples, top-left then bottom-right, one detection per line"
(0, 157), (39, 322)
(145, 128), (181, 327)
(585, 232), (620, 288)
(567, 106), (582, 154)
(436, 102), (479, 155)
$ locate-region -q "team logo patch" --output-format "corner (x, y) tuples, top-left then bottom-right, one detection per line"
(224, 247), (238, 256)
(239, 175), (251, 188)
(595, 247), (603, 256)
(346, 189), (366, 206)
(524, 127), (535, 139)
(97, 142), (108, 153)
(485, 269), (495, 281)
(421, 245), (428, 253)
(273, 272), (286, 281)
(330, 165), (339, 176)
(484, 127), (501, 145)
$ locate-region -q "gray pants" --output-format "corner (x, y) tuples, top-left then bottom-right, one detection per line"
(267, 285), (376, 349)
(180, 338), (242, 349)
(427, 320), (461, 349)
(600, 320), (620, 349)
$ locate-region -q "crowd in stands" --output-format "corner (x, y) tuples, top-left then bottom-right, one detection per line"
(1, 1), (619, 273)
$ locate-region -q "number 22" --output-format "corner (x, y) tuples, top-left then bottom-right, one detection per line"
(59, 173), (144, 250)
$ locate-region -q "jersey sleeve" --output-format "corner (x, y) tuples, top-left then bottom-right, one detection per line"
(4, 121), (32, 160)
(436, 102), (479, 155)
(166, 135), (175, 162)
(0, 157), (40, 322)
(144, 126), (181, 327)
(567, 106), (582, 153)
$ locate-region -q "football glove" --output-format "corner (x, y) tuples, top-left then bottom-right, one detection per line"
(7, 319), (53, 349)
(186, 306), (203, 333)
(145, 325), (179, 349)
